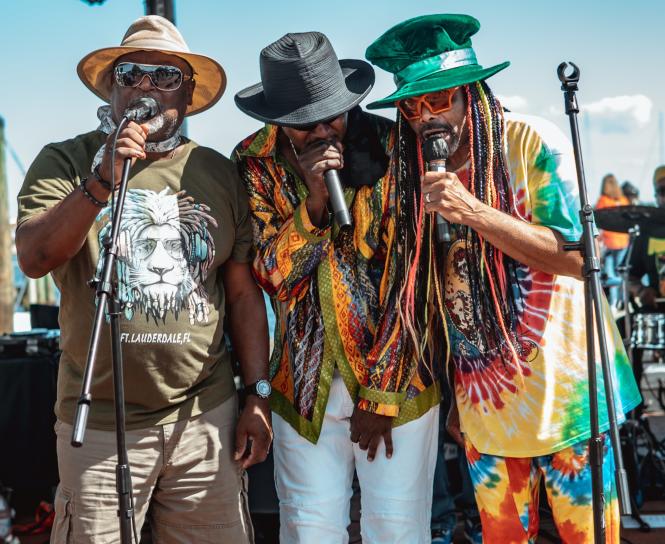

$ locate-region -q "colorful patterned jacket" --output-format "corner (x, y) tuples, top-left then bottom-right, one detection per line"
(233, 108), (440, 442)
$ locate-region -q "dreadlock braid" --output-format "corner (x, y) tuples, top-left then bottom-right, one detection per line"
(394, 113), (447, 373)
(462, 81), (522, 365)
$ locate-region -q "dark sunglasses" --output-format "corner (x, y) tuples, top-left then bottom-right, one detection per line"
(656, 186), (665, 197)
(292, 114), (346, 133)
(114, 62), (192, 91)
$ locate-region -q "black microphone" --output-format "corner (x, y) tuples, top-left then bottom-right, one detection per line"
(324, 169), (352, 229)
(104, 97), (160, 203)
(122, 97), (159, 123)
(422, 135), (451, 243)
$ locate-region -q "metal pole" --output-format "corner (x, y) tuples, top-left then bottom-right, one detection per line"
(144, 0), (186, 137)
(0, 117), (14, 334)
(557, 62), (632, 543)
(144, 0), (175, 22)
(659, 111), (665, 164)
(72, 120), (137, 544)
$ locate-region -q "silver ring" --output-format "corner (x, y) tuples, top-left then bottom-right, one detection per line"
(425, 192), (431, 203)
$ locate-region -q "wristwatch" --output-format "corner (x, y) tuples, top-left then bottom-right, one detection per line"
(246, 379), (272, 399)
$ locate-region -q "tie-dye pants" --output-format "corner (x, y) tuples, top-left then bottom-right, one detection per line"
(465, 434), (620, 543)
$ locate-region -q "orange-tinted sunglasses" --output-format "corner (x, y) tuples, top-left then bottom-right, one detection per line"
(396, 87), (459, 120)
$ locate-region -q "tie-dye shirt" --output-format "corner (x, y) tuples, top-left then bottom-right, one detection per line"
(233, 109), (440, 444)
(446, 112), (641, 457)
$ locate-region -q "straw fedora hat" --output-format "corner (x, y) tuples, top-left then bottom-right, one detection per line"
(77, 15), (226, 116)
(235, 32), (374, 128)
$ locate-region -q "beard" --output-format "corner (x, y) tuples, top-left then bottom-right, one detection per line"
(131, 95), (181, 141)
(418, 120), (462, 156)
(144, 111), (180, 141)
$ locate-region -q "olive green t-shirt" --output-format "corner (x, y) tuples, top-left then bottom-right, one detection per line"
(17, 131), (253, 430)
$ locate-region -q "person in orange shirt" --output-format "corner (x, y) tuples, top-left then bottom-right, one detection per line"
(596, 173), (630, 307)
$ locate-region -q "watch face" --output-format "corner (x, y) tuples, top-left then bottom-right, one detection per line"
(256, 380), (272, 398)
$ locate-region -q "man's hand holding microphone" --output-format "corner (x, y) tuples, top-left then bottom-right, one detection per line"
(292, 138), (351, 230)
(94, 97), (159, 194)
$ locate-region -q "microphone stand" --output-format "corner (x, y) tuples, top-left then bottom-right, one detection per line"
(617, 225), (639, 360)
(71, 116), (136, 544)
(557, 62), (632, 544)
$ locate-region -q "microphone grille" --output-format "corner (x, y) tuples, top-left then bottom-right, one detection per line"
(422, 135), (449, 162)
(126, 97), (159, 122)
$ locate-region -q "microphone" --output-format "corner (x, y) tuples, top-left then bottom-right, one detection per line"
(122, 97), (159, 123)
(324, 168), (352, 229)
(422, 134), (451, 243)
(104, 97), (160, 204)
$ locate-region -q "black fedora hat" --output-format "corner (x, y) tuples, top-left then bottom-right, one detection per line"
(235, 32), (375, 128)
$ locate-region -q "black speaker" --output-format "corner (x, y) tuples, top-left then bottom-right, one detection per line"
(29, 304), (59, 330)
(0, 332), (59, 515)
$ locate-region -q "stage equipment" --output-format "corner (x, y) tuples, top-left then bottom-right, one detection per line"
(632, 314), (665, 350)
(557, 62), (631, 544)
(594, 205), (665, 239)
(324, 167), (352, 229)
(594, 205), (665, 348)
(0, 331), (59, 516)
(422, 134), (451, 243)
(71, 96), (158, 544)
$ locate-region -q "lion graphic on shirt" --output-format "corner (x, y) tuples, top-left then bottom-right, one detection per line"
(96, 188), (217, 324)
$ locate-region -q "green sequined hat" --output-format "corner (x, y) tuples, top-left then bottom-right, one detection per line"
(365, 14), (509, 109)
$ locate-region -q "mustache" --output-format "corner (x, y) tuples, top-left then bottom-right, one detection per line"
(419, 121), (454, 138)
(134, 93), (163, 110)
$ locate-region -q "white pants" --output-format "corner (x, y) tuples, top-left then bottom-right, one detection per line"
(273, 373), (439, 544)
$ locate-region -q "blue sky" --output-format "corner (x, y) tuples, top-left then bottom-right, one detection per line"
(2, 0), (664, 219)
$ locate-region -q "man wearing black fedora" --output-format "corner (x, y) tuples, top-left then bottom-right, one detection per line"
(234, 32), (441, 543)
(16, 15), (271, 543)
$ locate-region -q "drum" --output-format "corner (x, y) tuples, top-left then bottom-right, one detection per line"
(632, 313), (665, 349)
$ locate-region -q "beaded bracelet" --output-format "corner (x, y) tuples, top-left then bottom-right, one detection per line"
(92, 164), (114, 191)
(79, 176), (108, 208)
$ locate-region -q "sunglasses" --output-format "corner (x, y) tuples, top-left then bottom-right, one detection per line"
(396, 87), (459, 120)
(292, 113), (346, 133)
(656, 186), (665, 197)
(114, 62), (192, 91)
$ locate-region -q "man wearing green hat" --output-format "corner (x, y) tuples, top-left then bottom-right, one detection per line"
(366, 14), (641, 543)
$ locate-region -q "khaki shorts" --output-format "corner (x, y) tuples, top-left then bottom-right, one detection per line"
(51, 396), (253, 543)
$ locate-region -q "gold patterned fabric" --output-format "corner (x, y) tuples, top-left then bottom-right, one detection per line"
(233, 110), (440, 443)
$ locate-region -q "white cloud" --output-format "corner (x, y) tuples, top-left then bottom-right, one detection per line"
(497, 94), (528, 112)
(546, 105), (563, 117)
(581, 94), (653, 133)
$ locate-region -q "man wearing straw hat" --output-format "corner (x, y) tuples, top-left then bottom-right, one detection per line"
(16, 15), (270, 543)
(233, 32), (441, 543)
(365, 14), (641, 543)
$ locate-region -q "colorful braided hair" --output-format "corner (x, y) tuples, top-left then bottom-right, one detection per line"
(462, 81), (522, 366)
(394, 80), (522, 374)
(393, 108), (447, 376)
